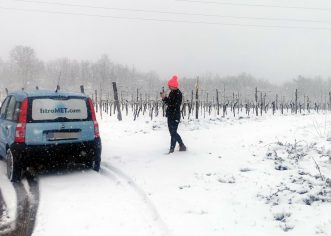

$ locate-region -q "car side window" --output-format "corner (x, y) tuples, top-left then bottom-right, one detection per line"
(13, 101), (22, 122)
(5, 96), (16, 121)
(0, 97), (10, 119)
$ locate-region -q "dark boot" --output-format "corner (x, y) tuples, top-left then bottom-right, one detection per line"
(179, 144), (187, 151)
(168, 148), (175, 154)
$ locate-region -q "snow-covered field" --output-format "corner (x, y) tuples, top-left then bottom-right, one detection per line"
(1, 112), (331, 236)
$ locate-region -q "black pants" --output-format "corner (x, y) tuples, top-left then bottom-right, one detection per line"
(167, 118), (183, 149)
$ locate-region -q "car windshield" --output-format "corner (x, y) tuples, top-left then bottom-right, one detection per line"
(30, 97), (89, 122)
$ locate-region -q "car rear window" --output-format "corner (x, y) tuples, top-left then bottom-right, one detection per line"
(30, 97), (89, 122)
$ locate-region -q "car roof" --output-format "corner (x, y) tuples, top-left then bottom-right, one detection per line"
(8, 90), (88, 101)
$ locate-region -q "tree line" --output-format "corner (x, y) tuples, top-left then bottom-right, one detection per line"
(1, 45), (331, 106)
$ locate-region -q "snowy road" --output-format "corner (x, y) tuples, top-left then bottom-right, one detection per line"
(0, 162), (170, 236)
(0, 113), (331, 236)
(0, 172), (39, 236)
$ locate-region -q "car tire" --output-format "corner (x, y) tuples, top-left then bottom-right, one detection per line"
(86, 152), (100, 172)
(6, 149), (22, 182)
(85, 159), (100, 172)
(93, 159), (100, 172)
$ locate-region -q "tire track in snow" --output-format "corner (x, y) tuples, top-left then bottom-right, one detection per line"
(0, 190), (7, 219)
(101, 162), (171, 236)
(0, 190), (11, 233)
(0, 176), (39, 236)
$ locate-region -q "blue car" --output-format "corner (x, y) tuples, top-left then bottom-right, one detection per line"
(0, 90), (101, 182)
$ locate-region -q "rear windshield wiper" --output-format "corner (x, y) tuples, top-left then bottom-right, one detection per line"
(53, 117), (70, 121)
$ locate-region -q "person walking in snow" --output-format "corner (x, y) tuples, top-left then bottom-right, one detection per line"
(160, 75), (187, 154)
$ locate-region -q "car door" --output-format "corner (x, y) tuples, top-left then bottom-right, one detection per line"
(0, 96), (10, 157)
(4, 96), (19, 148)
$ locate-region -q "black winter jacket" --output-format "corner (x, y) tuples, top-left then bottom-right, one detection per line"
(162, 89), (182, 121)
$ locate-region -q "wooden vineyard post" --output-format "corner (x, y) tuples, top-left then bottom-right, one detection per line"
(99, 87), (103, 119)
(95, 90), (98, 113)
(238, 96), (241, 114)
(263, 93), (267, 114)
(112, 82), (122, 121)
(295, 89), (298, 114)
(260, 92), (263, 116)
(195, 78), (199, 119)
(189, 90), (193, 119)
(216, 89), (220, 116)
(162, 87), (165, 117)
(255, 87), (258, 116)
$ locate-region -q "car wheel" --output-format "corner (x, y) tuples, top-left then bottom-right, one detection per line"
(84, 153), (100, 172)
(92, 159), (100, 172)
(87, 150), (100, 172)
(85, 159), (100, 171)
(6, 149), (22, 182)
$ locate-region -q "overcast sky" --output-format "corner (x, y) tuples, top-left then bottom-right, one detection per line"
(1, 0), (331, 83)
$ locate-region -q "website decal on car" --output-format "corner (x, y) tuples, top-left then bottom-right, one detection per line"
(39, 108), (82, 114)
(32, 98), (88, 121)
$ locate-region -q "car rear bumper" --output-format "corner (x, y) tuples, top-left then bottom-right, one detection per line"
(10, 137), (101, 165)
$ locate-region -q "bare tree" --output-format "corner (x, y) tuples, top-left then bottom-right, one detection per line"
(9, 46), (42, 89)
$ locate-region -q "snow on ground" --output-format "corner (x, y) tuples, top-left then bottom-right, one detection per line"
(0, 162), (16, 228)
(1, 112), (331, 236)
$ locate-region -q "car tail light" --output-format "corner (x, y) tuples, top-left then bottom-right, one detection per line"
(15, 98), (28, 143)
(88, 98), (100, 138)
